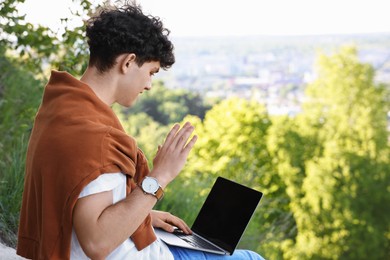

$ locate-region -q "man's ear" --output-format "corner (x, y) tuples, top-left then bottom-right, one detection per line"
(121, 53), (136, 73)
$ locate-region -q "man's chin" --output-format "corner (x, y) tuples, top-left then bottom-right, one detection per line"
(126, 99), (138, 107)
(117, 100), (134, 108)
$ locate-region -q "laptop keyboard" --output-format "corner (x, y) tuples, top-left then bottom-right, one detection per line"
(174, 232), (222, 251)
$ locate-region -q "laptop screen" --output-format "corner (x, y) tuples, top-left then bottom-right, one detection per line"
(191, 177), (263, 254)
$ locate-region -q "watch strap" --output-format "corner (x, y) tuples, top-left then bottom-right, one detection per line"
(155, 186), (164, 201)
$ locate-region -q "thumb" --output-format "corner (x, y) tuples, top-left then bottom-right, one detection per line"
(155, 145), (162, 155)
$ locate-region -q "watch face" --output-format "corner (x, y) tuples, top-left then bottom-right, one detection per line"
(142, 177), (159, 193)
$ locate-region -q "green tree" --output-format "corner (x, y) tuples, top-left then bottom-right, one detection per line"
(0, 0), (94, 77)
(186, 98), (271, 181)
(280, 46), (390, 259)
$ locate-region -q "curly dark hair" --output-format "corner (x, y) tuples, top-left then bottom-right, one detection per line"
(86, 1), (175, 73)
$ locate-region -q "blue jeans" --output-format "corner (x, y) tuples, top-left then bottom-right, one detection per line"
(168, 245), (265, 259)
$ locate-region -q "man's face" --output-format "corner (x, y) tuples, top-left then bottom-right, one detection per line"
(117, 60), (160, 107)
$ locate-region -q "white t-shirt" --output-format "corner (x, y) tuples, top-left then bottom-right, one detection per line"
(70, 173), (174, 260)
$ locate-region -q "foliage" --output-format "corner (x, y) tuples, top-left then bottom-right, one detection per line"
(122, 81), (211, 125)
(1, 0), (54, 75)
(51, 0), (94, 75)
(0, 0), (94, 77)
(279, 46), (390, 259)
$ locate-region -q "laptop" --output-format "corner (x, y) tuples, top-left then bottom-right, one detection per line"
(155, 176), (263, 255)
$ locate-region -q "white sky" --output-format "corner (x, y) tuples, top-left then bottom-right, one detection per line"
(18, 0), (390, 37)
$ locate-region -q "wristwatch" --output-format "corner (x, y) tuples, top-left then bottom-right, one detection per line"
(139, 176), (164, 201)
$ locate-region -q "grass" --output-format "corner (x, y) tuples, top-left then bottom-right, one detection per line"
(0, 52), (42, 248)
(0, 135), (28, 247)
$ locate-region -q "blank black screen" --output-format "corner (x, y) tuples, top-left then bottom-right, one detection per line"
(191, 177), (263, 254)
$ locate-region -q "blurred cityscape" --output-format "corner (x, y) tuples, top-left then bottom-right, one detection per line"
(155, 33), (390, 121)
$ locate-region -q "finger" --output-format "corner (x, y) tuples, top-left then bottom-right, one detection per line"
(165, 215), (192, 235)
(170, 122), (192, 148)
(182, 135), (198, 155)
(176, 221), (192, 235)
(175, 125), (195, 149)
(162, 124), (180, 147)
(172, 218), (192, 235)
(159, 220), (176, 233)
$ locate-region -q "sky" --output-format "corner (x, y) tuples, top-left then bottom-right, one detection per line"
(18, 0), (390, 37)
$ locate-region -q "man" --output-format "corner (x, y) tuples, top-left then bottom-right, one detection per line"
(17, 2), (263, 259)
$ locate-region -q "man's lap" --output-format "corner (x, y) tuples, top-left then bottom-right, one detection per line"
(168, 245), (265, 260)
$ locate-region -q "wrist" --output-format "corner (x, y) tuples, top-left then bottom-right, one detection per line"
(148, 170), (170, 189)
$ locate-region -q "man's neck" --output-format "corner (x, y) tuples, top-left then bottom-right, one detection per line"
(80, 67), (117, 106)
